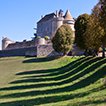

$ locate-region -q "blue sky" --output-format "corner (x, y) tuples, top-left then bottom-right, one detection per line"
(0, 0), (98, 49)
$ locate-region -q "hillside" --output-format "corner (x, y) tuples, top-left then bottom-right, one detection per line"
(0, 56), (106, 106)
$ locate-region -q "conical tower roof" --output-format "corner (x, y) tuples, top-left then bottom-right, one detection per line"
(64, 10), (73, 20)
(2, 37), (14, 43)
(2, 37), (12, 41)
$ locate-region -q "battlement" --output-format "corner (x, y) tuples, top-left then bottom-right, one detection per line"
(2, 37), (48, 50)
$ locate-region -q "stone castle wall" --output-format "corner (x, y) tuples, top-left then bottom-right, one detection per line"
(6, 40), (35, 50)
(2, 38), (47, 50)
(0, 45), (60, 57)
(37, 45), (60, 57)
(0, 47), (37, 57)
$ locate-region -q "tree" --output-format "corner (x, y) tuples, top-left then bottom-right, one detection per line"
(87, 1), (106, 57)
(52, 24), (74, 55)
(99, 0), (106, 57)
(44, 36), (50, 40)
(74, 13), (91, 50)
(84, 15), (104, 56)
(81, 3), (105, 56)
(92, 2), (101, 19)
(99, 0), (106, 29)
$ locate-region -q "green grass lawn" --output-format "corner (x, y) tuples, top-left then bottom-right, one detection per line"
(0, 56), (106, 106)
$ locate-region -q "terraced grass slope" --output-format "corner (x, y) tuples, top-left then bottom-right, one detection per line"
(0, 56), (106, 106)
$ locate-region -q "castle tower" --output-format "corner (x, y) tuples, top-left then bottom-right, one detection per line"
(56, 17), (64, 30)
(56, 10), (64, 29)
(51, 10), (64, 38)
(2, 37), (14, 50)
(52, 9), (64, 36)
(64, 10), (75, 31)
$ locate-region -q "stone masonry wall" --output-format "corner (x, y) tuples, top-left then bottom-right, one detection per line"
(37, 45), (61, 57)
(0, 47), (37, 57)
(0, 45), (60, 57)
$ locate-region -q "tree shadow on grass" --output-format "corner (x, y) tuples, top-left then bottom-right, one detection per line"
(0, 58), (106, 98)
(0, 57), (106, 106)
(23, 56), (61, 63)
(0, 57), (102, 92)
(10, 57), (100, 85)
(0, 85), (106, 106)
(17, 57), (85, 76)
(0, 57), (86, 91)
(1, 61), (106, 99)
(78, 99), (106, 106)
(20, 57), (91, 78)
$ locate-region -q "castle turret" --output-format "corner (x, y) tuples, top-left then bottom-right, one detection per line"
(54, 10), (64, 32)
(56, 16), (64, 30)
(56, 9), (64, 28)
(2, 37), (14, 50)
(51, 10), (64, 38)
(64, 10), (75, 31)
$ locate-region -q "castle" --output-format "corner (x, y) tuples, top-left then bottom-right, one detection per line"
(0, 10), (77, 57)
(37, 9), (75, 38)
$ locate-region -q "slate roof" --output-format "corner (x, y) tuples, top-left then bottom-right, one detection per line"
(37, 13), (56, 23)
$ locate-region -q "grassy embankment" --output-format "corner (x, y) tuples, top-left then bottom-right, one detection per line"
(0, 56), (106, 106)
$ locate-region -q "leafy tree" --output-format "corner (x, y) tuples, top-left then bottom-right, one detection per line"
(44, 36), (50, 40)
(99, 0), (106, 57)
(99, 0), (106, 29)
(84, 15), (104, 56)
(52, 24), (74, 55)
(81, 3), (105, 56)
(87, 1), (106, 57)
(92, 2), (101, 19)
(74, 14), (91, 49)
(36, 36), (41, 39)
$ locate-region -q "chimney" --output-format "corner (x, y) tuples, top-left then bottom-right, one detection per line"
(56, 10), (58, 17)
(41, 15), (43, 18)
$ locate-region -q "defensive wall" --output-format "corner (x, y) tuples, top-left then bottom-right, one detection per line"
(0, 45), (60, 57)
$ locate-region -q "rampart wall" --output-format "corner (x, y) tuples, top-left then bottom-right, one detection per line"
(0, 45), (60, 57)
(0, 47), (37, 57)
